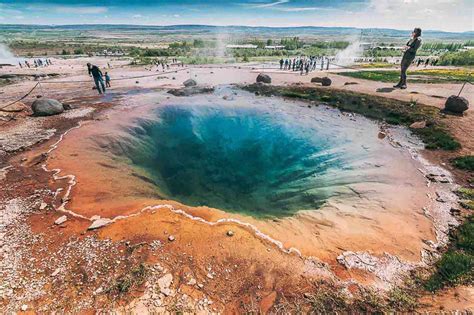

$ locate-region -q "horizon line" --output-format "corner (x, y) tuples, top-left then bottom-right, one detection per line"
(0, 23), (473, 34)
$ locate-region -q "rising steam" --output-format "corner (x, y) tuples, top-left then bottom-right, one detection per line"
(0, 43), (19, 65)
(334, 37), (364, 66)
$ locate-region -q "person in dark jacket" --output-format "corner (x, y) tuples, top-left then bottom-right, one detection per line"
(87, 63), (106, 94)
(394, 28), (422, 89)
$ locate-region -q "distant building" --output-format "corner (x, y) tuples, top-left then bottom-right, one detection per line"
(359, 42), (375, 50)
(95, 49), (125, 56)
(226, 44), (258, 49)
(264, 45), (285, 50)
(460, 46), (474, 51)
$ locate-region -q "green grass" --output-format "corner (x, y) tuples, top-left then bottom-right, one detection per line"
(245, 84), (460, 151)
(107, 263), (147, 295)
(451, 155), (474, 171)
(425, 251), (474, 291)
(425, 217), (474, 292)
(338, 69), (473, 84)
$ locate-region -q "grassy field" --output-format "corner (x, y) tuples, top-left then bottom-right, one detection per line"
(337, 68), (473, 84)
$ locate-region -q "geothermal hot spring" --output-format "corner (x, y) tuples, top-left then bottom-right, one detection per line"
(50, 87), (436, 259)
(107, 89), (415, 219)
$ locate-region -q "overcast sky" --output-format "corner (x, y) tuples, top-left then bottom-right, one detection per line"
(0, 0), (472, 32)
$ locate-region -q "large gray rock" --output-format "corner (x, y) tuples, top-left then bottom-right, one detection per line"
(31, 98), (64, 116)
(256, 73), (271, 84)
(183, 79), (197, 87)
(444, 95), (469, 114)
(311, 76), (332, 86)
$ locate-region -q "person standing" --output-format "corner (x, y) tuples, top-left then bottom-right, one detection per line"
(394, 28), (422, 89)
(87, 63), (106, 94)
(279, 58), (284, 70)
(105, 72), (111, 88)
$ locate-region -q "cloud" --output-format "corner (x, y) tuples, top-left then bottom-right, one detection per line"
(251, 0), (289, 8)
(53, 6), (108, 14)
(132, 14), (142, 18)
(273, 6), (330, 12)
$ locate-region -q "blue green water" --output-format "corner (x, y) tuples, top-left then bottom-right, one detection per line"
(118, 100), (382, 218)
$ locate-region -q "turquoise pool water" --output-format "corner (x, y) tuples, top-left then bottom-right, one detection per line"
(116, 96), (386, 218)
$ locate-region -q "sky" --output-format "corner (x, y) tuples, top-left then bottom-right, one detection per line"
(0, 0), (472, 32)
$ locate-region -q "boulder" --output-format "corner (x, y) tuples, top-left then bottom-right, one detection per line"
(311, 77), (332, 86)
(256, 73), (271, 84)
(31, 98), (64, 116)
(444, 95), (469, 114)
(183, 79), (197, 87)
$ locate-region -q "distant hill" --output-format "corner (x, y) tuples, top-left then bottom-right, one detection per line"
(1, 24), (472, 42)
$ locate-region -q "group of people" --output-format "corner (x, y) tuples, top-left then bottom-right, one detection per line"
(414, 57), (438, 67)
(18, 58), (52, 68)
(279, 56), (330, 75)
(87, 63), (111, 94)
(152, 59), (184, 71)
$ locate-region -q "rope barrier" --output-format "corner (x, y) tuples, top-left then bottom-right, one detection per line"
(0, 67), (190, 110)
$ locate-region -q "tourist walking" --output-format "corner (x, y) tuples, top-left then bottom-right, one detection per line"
(394, 28), (422, 89)
(87, 63), (106, 94)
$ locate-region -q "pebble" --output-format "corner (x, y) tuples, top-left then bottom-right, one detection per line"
(168, 235), (175, 242)
(39, 202), (47, 210)
(226, 230), (234, 237)
(21, 304), (28, 311)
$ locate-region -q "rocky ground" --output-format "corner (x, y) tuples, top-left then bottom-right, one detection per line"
(0, 57), (472, 312)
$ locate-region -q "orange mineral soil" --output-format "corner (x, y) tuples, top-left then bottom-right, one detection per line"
(46, 89), (439, 273)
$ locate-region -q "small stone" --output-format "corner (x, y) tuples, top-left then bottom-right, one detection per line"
(226, 230), (234, 237)
(168, 235), (175, 242)
(409, 121), (427, 129)
(21, 305), (28, 311)
(39, 202), (48, 210)
(158, 273), (173, 295)
(450, 208), (461, 215)
(54, 215), (67, 225)
(51, 268), (60, 277)
(87, 218), (112, 230)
